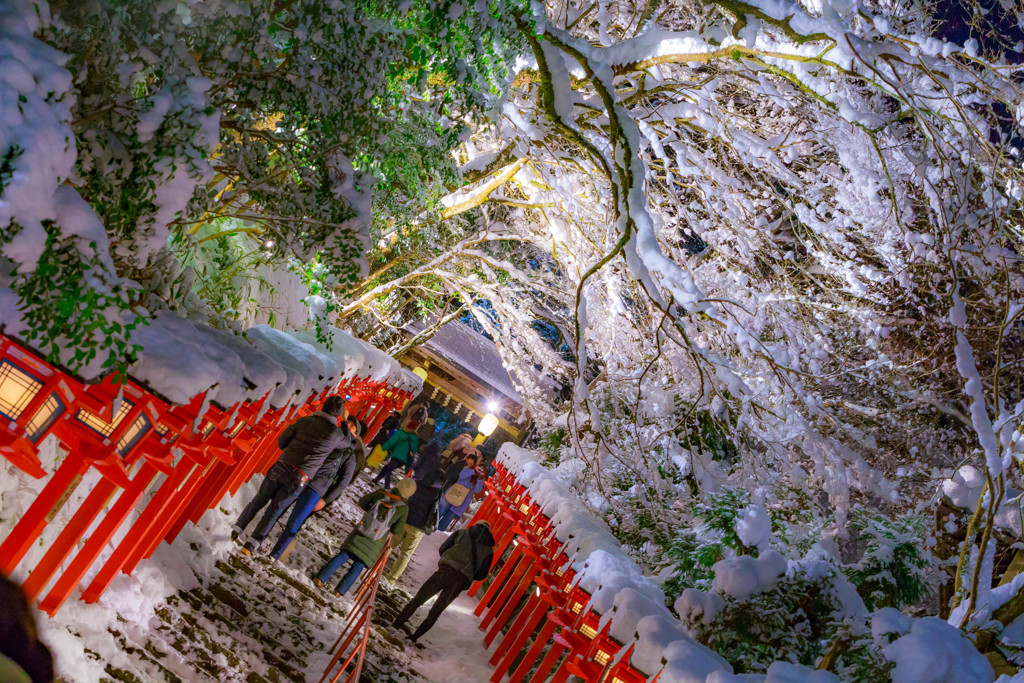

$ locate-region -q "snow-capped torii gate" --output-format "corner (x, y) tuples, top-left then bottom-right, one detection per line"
(0, 330), (414, 616)
(464, 444), (726, 683)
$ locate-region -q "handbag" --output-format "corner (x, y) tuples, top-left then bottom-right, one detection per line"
(367, 444), (388, 469)
(444, 482), (471, 507)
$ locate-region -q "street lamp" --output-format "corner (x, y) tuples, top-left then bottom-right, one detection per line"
(474, 412), (499, 446)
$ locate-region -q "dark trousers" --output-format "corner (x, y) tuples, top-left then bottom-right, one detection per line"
(234, 462), (305, 549)
(372, 458), (408, 489)
(269, 486), (323, 559)
(393, 565), (471, 639)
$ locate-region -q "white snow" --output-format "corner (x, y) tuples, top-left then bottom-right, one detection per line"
(735, 503), (772, 550)
(710, 551), (787, 600)
(884, 616), (994, 683)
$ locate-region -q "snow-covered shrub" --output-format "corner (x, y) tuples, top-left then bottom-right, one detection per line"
(7, 221), (145, 375)
(696, 488), (755, 552)
(663, 530), (727, 601)
(683, 559), (870, 675)
(845, 507), (936, 611)
(538, 426), (567, 466)
(827, 618), (895, 683)
(662, 488), (765, 604)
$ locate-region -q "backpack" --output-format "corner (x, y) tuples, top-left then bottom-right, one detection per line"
(359, 496), (401, 541)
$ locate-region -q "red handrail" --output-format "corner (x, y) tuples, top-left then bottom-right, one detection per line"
(318, 537), (393, 683)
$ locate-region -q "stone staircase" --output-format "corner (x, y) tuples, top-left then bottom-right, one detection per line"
(94, 474), (424, 683)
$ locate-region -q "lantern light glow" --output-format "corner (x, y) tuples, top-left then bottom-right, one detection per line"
(478, 413), (499, 437)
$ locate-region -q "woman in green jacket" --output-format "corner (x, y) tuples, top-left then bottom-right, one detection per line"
(372, 426), (420, 488)
(313, 477), (415, 596)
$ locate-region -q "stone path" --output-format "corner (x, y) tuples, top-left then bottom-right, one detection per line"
(91, 473), (487, 683)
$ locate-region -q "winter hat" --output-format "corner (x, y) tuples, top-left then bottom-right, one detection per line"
(476, 520), (491, 530)
(395, 477), (417, 500)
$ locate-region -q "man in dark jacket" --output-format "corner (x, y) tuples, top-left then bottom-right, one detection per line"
(410, 441), (441, 482)
(266, 439), (358, 561)
(384, 467), (445, 582)
(391, 521), (495, 642)
(233, 395), (351, 553)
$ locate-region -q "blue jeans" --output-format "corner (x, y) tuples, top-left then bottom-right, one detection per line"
(269, 487), (322, 559)
(437, 501), (459, 532)
(235, 463), (305, 548)
(316, 550), (367, 595)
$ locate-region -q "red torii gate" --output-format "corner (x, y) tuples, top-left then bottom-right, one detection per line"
(0, 333), (412, 616)
(463, 460), (660, 683)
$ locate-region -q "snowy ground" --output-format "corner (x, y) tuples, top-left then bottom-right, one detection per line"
(389, 529), (497, 683)
(17, 466), (496, 683)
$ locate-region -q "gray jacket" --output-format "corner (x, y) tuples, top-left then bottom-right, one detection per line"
(276, 411), (352, 479)
(310, 446), (357, 498)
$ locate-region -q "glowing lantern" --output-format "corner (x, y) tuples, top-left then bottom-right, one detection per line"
(478, 413), (499, 436)
(0, 361), (42, 421)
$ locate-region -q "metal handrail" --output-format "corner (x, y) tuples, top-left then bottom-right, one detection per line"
(318, 536), (393, 683)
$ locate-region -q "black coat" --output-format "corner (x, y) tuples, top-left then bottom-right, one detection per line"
(405, 469), (444, 530)
(412, 442), (441, 481)
(439, 525), (495, 582)
(276, 412), (352, 479)
(311, 445), (357, 499)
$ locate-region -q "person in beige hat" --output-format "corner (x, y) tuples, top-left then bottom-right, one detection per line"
(313, 477), (416, 597)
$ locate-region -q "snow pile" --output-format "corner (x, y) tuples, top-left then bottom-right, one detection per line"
(941, 465), (1023, 535)
(879, 615), (994, 683)
(710, 551), (787, 600)
(675, 589), (725, 627)
(633, 615), (731, 682)
(0, 0), (77, 271)
(735, 503), (772, 550)
(131, 316), (420, 410)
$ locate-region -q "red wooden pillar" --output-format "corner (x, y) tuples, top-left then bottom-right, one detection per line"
(162, 433), (234, 545)
(490, 576), (568, 682)
(81, 460), (194, 602)
(482, 543), (545, 641)
(20, 476), (120, 601)
(0, 456), (87, 575)
(36, 460), (161, 614)
(362, 403), (391, 442)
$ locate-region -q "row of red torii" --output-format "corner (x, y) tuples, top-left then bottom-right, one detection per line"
(1, 327), (660, 682)
(467, 463), (661, 683)
(0, 333), (412, 616)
